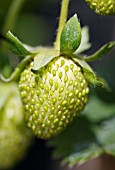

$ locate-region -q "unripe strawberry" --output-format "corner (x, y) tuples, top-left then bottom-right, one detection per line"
(85, 0), (115, 15)
(19, 56), (89, 139)
(0, 83), (33, 169)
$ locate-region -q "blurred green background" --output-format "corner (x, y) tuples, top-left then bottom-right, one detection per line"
(0, 0), (115, 170)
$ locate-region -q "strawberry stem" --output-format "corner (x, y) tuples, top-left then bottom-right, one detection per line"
(54, 0), (69, 50)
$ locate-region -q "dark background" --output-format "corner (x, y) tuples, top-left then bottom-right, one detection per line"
(0, 0), (115, 169)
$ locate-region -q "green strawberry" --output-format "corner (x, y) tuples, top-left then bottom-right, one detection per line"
(85, 0), (115, 15)
(19, 55), (89, 139)
(0, 83), (33, 170)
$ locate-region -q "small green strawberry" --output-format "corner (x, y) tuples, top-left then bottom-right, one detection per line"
(0, 83), (33, 169)
(85, 0), (115, 15)
(19, 55), (89, 139)
(1, 13), (114, 140)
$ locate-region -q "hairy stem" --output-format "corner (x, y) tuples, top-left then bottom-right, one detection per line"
(54, 0), (69, 50)
(2, 0), (26, 34)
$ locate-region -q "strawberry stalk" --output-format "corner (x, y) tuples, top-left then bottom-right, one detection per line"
(54, 0), (69, 50)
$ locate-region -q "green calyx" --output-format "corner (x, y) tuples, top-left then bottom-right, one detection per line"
(60, 14), (81, 54)
(0, 83), (33, 169)
(19, 56), (89, 139)
(85, 0), (115, 15)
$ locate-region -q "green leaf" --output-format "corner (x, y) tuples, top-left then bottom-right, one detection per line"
(6, 31), (32, 57)
(84, 41), (115, 62)
(60, 14), (81, 55)
(63, 142), (103, 167)
(48, 116), (104, 167)
(72, 57), (104, 86)
(48, 95), (115, 167)
(82, 95), (115, 122)
(75, 26), (91, 54)
(94, 118), (115, 156)
(31, 48), (59, 73)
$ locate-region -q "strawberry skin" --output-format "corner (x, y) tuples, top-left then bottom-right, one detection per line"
(86, 0), (115, 15)
(19, 56), (89, 139)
